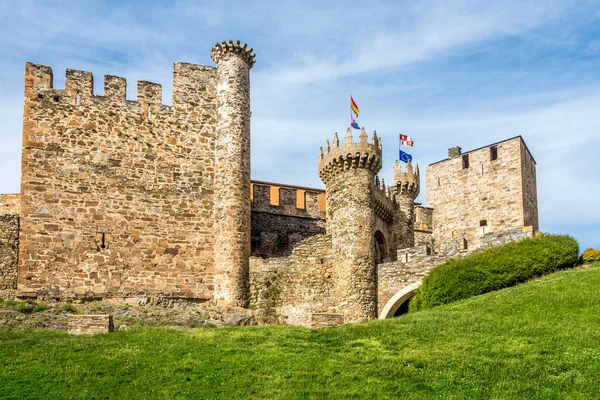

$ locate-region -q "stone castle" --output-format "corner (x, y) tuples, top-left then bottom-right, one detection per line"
(0, 39), (539, 327)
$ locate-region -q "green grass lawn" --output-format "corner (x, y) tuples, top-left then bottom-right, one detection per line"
(1, 265), (600, 399)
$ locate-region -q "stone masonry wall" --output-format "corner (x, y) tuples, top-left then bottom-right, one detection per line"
(0, 194), (20, 291)
(520, 140), (539, 231)
(377, 227), (534, 316)
(211, 41), (255, 307)
(250, 182), (325, 256)
(67, 314), (114, 334)
(249, 234), (334, 327)
(426, 136), (534, 248)
(19, 62), (217, 300)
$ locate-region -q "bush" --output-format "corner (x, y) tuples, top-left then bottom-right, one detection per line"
(15, 300), (48, 314)
(582, 248), (600, 262)
(62, 304), (77, 313)
(410, 234), (579, 312)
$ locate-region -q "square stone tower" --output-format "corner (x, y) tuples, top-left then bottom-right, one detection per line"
(426, 136), (538, 248)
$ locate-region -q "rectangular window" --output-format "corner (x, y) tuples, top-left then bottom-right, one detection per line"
(462, 154), (469, 169)
(479, 219), (489, 235)
(490, 145), (498, 161)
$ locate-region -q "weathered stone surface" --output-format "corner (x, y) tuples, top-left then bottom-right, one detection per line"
(67, 314), (113, 334)
(211, 40), (254, 307)
(0, 194), (19, 292)
(426, 136), (538, 248)
(0, 39), (541, 329)
(19, 61), (218, 300)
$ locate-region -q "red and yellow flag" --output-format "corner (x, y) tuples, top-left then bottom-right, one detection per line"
(350, 96), (360, 117)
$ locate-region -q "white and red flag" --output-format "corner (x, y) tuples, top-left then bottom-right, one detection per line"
(399, 134), (414, 147)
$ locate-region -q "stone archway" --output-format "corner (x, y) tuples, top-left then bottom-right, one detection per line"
(378, 281), (421, 319)
(374, 230), (389, 264)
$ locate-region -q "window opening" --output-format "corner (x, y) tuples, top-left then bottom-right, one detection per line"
(490, 145), (498, 161)
(147, 105), (152, 121)
(479, 219), (489, 235)
(462, 154), (469, 169)
(462, 238), (468, 250)
(75, 92), (80, 105)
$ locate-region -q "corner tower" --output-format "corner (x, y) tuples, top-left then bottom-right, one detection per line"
(210, 40), (256, 306)
(318, 128), (382, 323)
(391, 160), (420, 249)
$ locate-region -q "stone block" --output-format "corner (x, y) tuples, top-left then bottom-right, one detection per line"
(67, 314), (114, 335)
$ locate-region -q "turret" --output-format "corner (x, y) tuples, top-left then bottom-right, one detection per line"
(391, 159), (420, 249)
(210, 39), (255, 307)
(318, 127), (382, 323)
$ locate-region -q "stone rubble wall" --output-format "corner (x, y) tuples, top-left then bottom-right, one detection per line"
(250, 182), (326, 256)
(249, 234), (335, 327)
(19, 62), (217, 300)
(377, 227), (535, 315)
(0, 194), (20, 293)
(67, 314), (114, 334)
(414, 204), (433, 232)
(211, 44), (253, 307)
(520, 140), (539, 231)
(414, 229), (433, 246)
(426, 137), (534, 248)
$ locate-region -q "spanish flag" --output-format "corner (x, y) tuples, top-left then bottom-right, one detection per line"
(350, 96), (359, 117)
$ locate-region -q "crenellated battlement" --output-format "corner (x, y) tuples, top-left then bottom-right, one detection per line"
(251, 182), (326, 220)
(393, 159), (420, 199)
(24, 62), (216, 110)
(373, 178), (396, 223)
(210, 39), (256, 68)
(318, 127), (382, 184)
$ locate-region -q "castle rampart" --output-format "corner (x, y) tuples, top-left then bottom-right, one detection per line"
(0, 38), (541, 328)
(250, 182), (326, 256)
(19, 57), (219, 300)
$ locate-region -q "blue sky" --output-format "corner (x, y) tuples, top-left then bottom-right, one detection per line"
(0, 1), (599, 251)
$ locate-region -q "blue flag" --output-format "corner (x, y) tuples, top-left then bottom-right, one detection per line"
(351, 121), (360, 130)
(399, 149), (412, 163)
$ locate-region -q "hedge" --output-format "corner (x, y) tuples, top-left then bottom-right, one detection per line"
(582, 248), (600, 262)
(410, 234), (579, 312)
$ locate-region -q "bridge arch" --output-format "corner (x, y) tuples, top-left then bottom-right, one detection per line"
(378, 281), (421, 319)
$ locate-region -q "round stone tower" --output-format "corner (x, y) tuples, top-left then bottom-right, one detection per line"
(392, 159), (420, 249)
(210, 40), (255, 307)
(318, 127), (382, 323)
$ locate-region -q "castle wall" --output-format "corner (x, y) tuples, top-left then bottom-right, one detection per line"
(426, 137), (533, 248)
(520, 140), (539, 231)
(19, 62), (217, 299)
(377, 226), (535, 316)
(249, 234), (334, 327)
(0, 194), (20, 291)
(250, 183), (325, 256)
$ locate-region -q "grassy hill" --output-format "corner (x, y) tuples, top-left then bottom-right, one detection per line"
(1, 264), (599, 399)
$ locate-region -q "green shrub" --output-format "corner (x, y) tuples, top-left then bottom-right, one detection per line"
(32, 303), (48, 313)
(582, 248), (600, 262)
(410, 234), (579, 312)
(62, 304), (76, 313)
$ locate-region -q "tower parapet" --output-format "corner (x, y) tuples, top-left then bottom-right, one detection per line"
(392, 160), (421, 249)
(318, 128), (382, 184)
(393, 160), (420, 199)
(210, 39), (256, 68)
(318, 127), (382, 324)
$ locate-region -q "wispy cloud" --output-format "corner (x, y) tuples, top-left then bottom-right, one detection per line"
(0, 0), (599, 251)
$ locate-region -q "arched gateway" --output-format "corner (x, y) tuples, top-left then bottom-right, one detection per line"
(378, 281), (421, 319)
